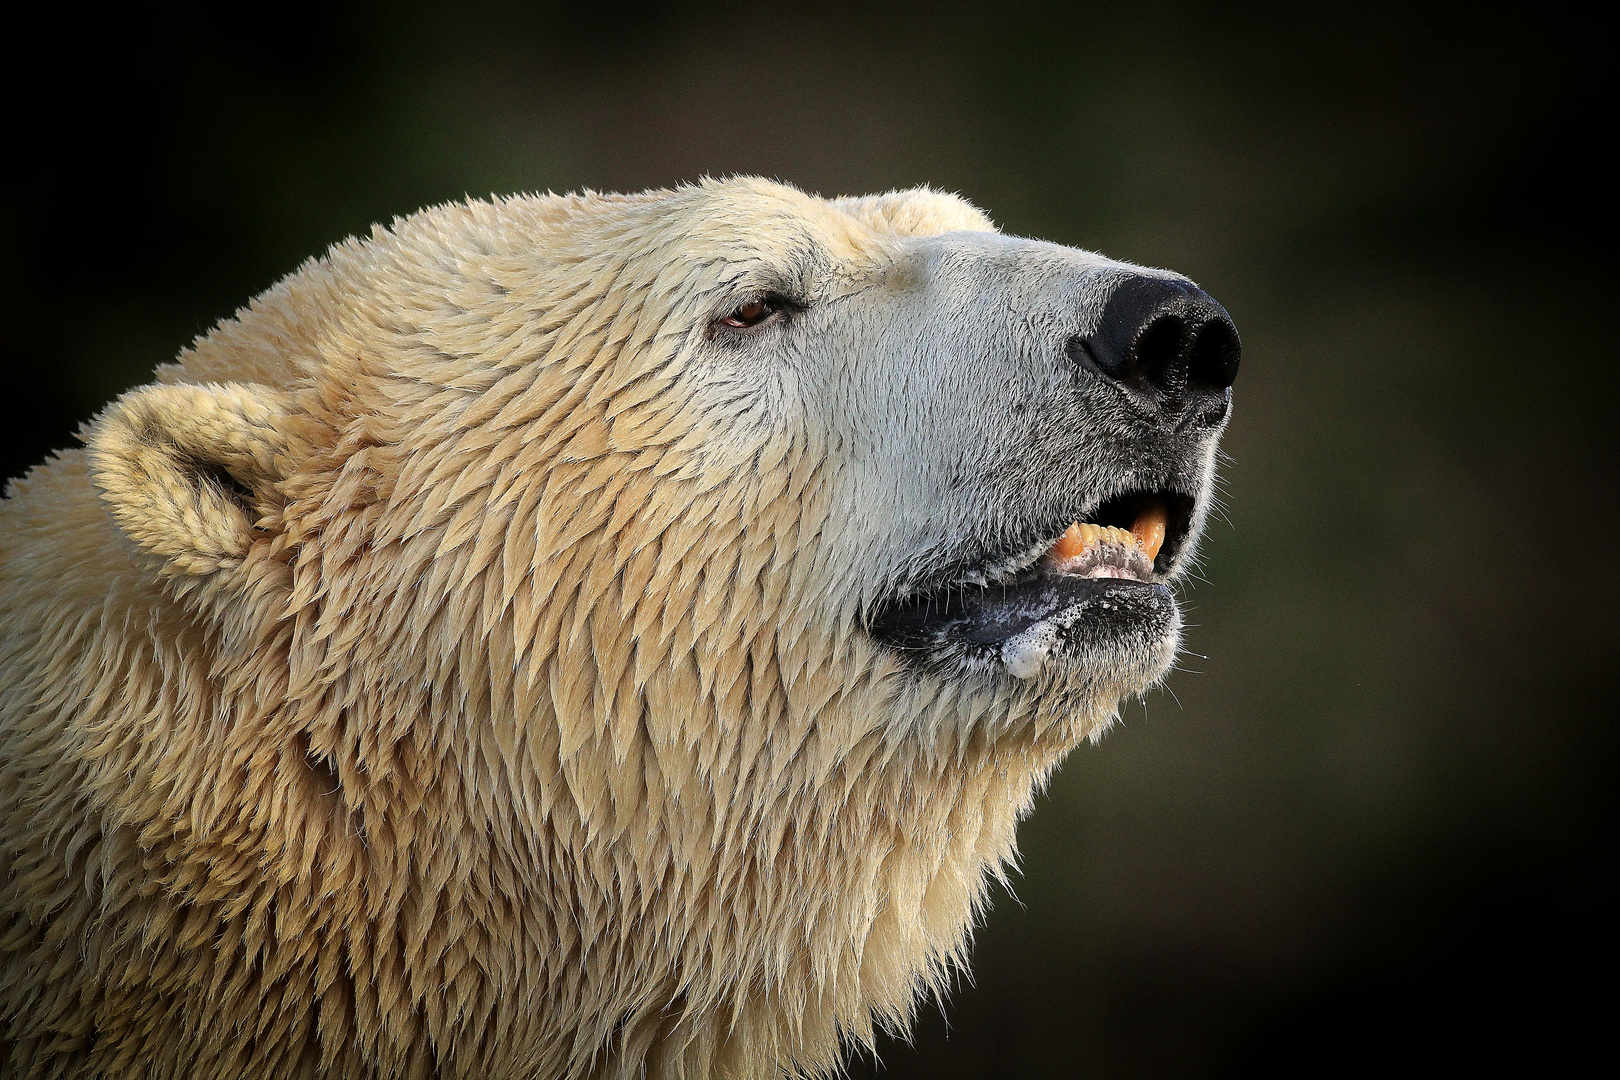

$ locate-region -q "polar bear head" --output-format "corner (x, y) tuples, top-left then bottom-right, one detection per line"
(9, 178), (1237, 1078)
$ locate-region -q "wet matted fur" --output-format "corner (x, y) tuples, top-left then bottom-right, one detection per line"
(0, 179), (1230, 1078)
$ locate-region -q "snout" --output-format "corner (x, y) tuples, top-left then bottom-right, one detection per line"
(849, 236), (1242, 684)
(1067, 275), (1241, 424)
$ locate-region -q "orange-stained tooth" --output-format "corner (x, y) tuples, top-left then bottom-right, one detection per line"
(1051, 522), (1085, 559)
(1131, 502), (1169, 562)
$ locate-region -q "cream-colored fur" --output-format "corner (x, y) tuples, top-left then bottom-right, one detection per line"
(1, 179), (1198, 1078)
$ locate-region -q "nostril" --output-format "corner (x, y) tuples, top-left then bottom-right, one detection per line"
(1187, 318), (1241, 390)
(1133, 315), (1190, 391)
(1079, 275), (1240, 413)
(1064, 334), (1104, 375)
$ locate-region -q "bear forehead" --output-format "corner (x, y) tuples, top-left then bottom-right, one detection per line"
(565, 176), (994, 246)
(411, 177), (997, 282)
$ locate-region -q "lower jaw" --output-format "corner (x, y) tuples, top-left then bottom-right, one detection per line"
(998, 578), (1176, 679)
(870, 574), (1179, 683)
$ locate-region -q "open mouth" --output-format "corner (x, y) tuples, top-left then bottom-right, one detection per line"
(867, 490), (1195, 678)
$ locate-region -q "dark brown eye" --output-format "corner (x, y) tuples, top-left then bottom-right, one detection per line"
(721, 297), (775, 328)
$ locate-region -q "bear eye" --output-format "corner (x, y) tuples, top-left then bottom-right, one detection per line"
(719, 297), (778, 329)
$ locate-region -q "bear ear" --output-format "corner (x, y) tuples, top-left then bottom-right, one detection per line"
(87, 382), (298, 576)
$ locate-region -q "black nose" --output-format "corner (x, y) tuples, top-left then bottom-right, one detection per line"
(1068, 275), (1241, 418)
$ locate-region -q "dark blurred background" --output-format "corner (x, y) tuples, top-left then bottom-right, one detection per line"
(3, 3), (1612, 1075)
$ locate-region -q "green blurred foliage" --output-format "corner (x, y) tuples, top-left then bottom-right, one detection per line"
(2, 3), (1610, 1074)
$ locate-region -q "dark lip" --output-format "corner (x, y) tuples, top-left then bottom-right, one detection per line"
(864, 485), (1196, 658)
(869, 573), (1172, 652)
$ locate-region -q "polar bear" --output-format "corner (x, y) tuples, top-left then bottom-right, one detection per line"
(0, 178), (1238, 1079)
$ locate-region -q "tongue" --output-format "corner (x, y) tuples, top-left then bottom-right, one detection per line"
(1049, 502), (1169, 563)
